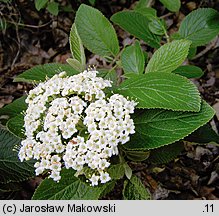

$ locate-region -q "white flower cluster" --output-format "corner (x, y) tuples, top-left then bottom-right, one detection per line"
(19, 70), (137, 186)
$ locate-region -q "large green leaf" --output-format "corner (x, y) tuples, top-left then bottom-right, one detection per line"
(173, 65), (204, 79)
(32, 169), (104, 200)
(123, 175), (151, 200)
(0, 96), (27, 119)
(69, 23), (86, 71)
(116, 72), (201, 112)
(111, 11), (160, 48)
(13, 63), (79, 83)
(75, 4), (119, 58)
(0, 128), (35, 184)
(178, 8), (219, 47)
(148, 142), (184, 164)
(124, 101), (215, 150)
(145, 40), (191, 73)
(159, 0), (181, 12)
(7, 114), (24, 138)
(121, 41), (145, 74)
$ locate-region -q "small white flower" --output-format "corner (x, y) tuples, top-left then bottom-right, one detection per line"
(50, 171), (61, 182)
(89, 174), (99, 186)
(99, 172), (111, 184)
(35, 167), (44, 176)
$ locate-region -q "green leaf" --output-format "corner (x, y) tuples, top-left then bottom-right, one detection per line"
(75, 4), (119, 58)
(173, 65), (204, 79)
(135, 7), (157, 19)
(32, 169), (104, 200)
(116, 72), (201, 112)
(185, 124), (219, 144)
(123, 175), (151, 200)
(125, 150), (150, 162)
(159, 0), (181, 12)
(111, 11), (160, 48)
(0, 17), (7, 31)
(13, 63), (79, 83)
(108, 164), (125, 180)
(0, 182), (22, 193)
(46, 2), (59, 16)
(135, 0), (150, 9)
(0, 96), (27, 119)
(148, 142), (184, 164)
(7, 114), (24, 138)
(145, 40), (191, 73)
(99, 181), (116, 198)
(66, 58), (83, 72)
(35, 0), (48, 11)
(178, 8), (219, 47)
(88, 0), (96, 5)
(121, 41), (145, 74)
(124, 101), (215, 150)
(134, 1), (157, 20)
(188, 47), (197, 59)
(149, 18), (166, 35)
(0, 128), (35, 184)
(123, 163), (132, 180)
(69, 23), (86, 70)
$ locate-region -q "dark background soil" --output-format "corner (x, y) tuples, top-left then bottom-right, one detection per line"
(0, 0), (219, 199)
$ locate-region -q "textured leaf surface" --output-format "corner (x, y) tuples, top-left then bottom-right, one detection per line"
(149, 18), (166, 35)
(75, 4), (119, 57)
(148, 142), (184, 164)
(111, 11), (160, 48)
(0, 96), (27, 119)
(123, 175), (151, 200)
(178, 8), (219, 47)
(69, 23), (86, 70)
(124, 101), (215, 150)
(0, 182), (22, 193)
(173, 65), (204, 78)
(145, 40), (191, 73)
(7, 114), (24, 138)
(14, 63), (79, 83)
(121, 41), (145, 74)
(159, 0), (181, 12)
(116, 72), (201, 112)
(0, 128), (34, 184)
(32, 169), (104, 200)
